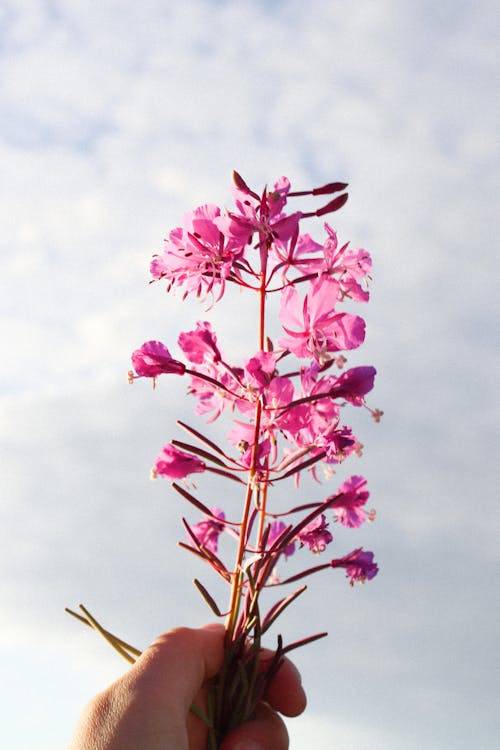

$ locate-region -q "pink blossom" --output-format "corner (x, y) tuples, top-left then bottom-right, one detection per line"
(322, 366), (376, 406)
(227, 420), (256, 452)
(278, 277), (366, 362)
(178, 321), (221, 364)
(330, 548), (378, 584)
(191, 506), (226, 553)
(322, 224), (372, 302)
(276, 401), (347, 468)
(297, 514), (332, 553)
(261, 375), (295, 416)
(187, 360), (242, 422)
(152, 444), (206, 480)
(214, 175), (300, 254)
(150, 203), (241, 300)
(239, 438), (272, 469)
(269, 520), (296, 557)
(267, 231), (321, 280)
(277, 365), (340, 443)
(330, 475), (370, 527)
(233, 364), (295, 427)
(315, 424), (357, 463)
(130, 341), (185, 378)
(243, 351), (278, 390)
(226, 420), (273, 468)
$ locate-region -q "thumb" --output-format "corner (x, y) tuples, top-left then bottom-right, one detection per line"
(131, 624), (225, 715)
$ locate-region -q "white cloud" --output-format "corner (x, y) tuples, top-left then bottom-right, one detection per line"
(1, 0), (499, 748)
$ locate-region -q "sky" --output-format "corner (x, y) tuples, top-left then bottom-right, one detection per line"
(1, 0), (499, 748)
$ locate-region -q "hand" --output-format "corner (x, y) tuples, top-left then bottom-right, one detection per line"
(68, 624), (307, 750)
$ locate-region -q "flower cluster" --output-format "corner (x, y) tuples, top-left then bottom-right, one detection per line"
(129, 173), (380, 748)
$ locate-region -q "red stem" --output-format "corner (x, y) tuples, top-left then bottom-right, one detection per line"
(225, 238), (269, 639)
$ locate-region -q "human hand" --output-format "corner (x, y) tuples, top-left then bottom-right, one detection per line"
(68, 624), (306, 750)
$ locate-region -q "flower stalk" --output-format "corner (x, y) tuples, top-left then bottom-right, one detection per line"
(69, 172), (381, 748)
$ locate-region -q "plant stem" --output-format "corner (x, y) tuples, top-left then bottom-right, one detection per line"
(224, 399), (262, 638)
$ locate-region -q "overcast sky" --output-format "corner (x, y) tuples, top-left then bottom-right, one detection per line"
(1, 1), (499, 748)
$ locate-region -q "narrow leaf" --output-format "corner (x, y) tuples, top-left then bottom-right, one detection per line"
(206, 466), (246, 484)
(274, 445), (313, 473)
(172, 482), (216, 517)
(193, 579), (224, 617)
(271, 562), (330, 586)
(65, 607), (142, 657)
(171, 439), (230, 468)
(177, 421), (233, 458)
(282, 631), (328, 654)
(76, 604), (136, 664)
(275, 450), (327, 481)
(261, 585), (307, 632)
(181, 518), (231, 578)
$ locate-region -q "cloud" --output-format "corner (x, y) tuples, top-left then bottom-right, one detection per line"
(1, 0), (499, 748)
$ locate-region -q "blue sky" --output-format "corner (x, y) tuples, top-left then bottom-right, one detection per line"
(1, 1), (499, 748)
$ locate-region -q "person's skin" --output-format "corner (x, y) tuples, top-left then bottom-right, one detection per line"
(68, 624), (306, 750)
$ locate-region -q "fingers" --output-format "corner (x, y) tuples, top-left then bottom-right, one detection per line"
(263, 655), (307, 717)
(136, 627), (306, 723)
(68, 625), (306, 750)
(69, 626), (226, 750)
(220, 702), (289, 750)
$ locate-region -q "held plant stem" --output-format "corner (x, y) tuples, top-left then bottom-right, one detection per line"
(226, 246), (268, 641)
(225, 397), (263, 639)
(69, 172), (381, 749)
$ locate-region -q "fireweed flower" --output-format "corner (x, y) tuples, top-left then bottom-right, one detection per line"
(152, 443), (206, 480)
(321, 224), (372, 302)
(326, 365), (376, 405)
(268, 520), (296, 558)
(186, 360), (242, 423)
(191, 507), (226, 553)
(215, 175), (301, 255)
(330, 475), (370, 527)
(150, 203), (242, 301)
(297, 514), (333, 553)
(330, 548), (378, 584)
(278, 276), (366, 363)
(130, 340), (186, 379)
(78, 172), (383, 749)
(178, 321), (222, 364)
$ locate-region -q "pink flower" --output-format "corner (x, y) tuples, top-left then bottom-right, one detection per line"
(150, 203), (241, 301)
(243, 351), (278, 391)
(178, 321), (221, 364)
(152, 444), (206, 480)
(239, 438), (272, 469)
(297, 514), (332, 553)
(226, 420), (256, 452)
(315, 424), (357, 463)
(191, 507), (226, 553)
(330, 475), (370, 527)
(130, 341), (185, 378)
(324, 366), (376, 406)
(268, 520), (296, 557)
(330, 548), (378, 584)
(278, 276), (366, 363)
(322, 224), (372, 302)
(187, 360), (242, 422)
(214, 175), (300, 254)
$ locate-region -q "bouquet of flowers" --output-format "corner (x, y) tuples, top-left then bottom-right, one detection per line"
(68, 172), (380, 749)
